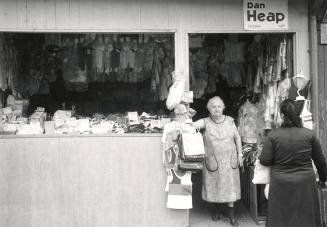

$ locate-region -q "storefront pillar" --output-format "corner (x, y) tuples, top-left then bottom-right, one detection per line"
(309, 15), (320, 137)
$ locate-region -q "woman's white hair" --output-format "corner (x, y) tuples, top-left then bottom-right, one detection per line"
(206, 96), (225, 110)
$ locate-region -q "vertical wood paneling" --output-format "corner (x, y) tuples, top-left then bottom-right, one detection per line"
(26, 0), (46, 30)
(0, 136), (187, 227)
(0, 1), (18, 29)
(167, 0), (184, 30)
(91, 0), (117, 30)
(77, 0), (94, 29)
(323, 46), (327, 153)
(16, 0), (28, 29)
(0, 0), (309, 32)
(68, 0), (80, 30)
(222, 0), (243, 31)
(94, 0), (140, 30)
(295, 31), (310, 80)
(139, 0), (169, 30)
(203, 0), (224, 31)
(317, 34), (327, 154)
(44, 0), (56, 29)
(55, 0), (70, 29)
(188, 0), (205, 30)
(289, 0), (308, 32)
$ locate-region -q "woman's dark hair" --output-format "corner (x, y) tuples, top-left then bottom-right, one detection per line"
(280, 99), (303, 128)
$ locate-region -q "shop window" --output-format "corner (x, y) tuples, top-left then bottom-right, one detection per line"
(0, 32), (174, 134)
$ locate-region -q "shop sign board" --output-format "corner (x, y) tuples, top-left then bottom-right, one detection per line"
(243, 0), (288, 30)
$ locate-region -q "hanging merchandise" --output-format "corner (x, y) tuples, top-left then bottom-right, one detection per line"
(300, 99), (313, 130)
(223, 34), (246, 88)
(189, 34), (203, 48)
(166, 71), (185, 110)
(103, 35), (113, 76)
(238, 98), (264, 144)
(44, 45), (61, 83)
(289, 70), (310, 101)
(247, 35), (263, 92)
(92, 35), (106, 82)
(62, 36), (77, 81)
(189, 49), (209, 99)
(206, 48), (221, 94)
(134, 40), (145, 82)
(165, 169), (193, 209)
(0, 34), (18, 93)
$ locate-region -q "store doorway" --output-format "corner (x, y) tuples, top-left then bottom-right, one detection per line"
(188, 33), (294, 225)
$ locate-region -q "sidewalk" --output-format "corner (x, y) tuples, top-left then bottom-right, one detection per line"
(189, 172), (266, 227)
(190, 201), (265, 227)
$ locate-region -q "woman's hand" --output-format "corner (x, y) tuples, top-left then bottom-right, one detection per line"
(238, 154), (243, 168)
(318, 181), (327, 188)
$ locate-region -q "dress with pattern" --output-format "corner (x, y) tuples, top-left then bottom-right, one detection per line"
(201, 116), (241, 203)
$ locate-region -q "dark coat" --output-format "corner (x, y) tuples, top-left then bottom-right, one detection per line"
(260, 127), (327, 227)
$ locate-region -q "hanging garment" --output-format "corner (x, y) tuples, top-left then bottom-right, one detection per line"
(103, 44), (113, 74)
(238, 101), (259, 143)
(225, 62), (245, 87)
(159, 66), (172, 101)
(135, 47), (145, 82)
(93, 40), (105, 81)
(165, 169), (193, 209)
(191, 50), (209, 98)
(144, 43), (154, 72)
(110, 48), (121, 73)
(288, 78), (310, 101)
(224, 40), (246, 87)
(207, 55), (220, 94)
(224, 40), (245, 63)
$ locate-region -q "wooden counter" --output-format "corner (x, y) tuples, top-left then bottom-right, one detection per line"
(0, 134), (188, 227)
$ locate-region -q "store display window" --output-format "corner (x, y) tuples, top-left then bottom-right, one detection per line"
(0, 33), (174, 135)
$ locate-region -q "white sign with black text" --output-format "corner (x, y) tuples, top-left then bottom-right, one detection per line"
(243, 0), (288, 30)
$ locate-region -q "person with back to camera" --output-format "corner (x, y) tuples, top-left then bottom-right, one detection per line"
(193, 96), (243, 226)
(259, 99), (327, 227)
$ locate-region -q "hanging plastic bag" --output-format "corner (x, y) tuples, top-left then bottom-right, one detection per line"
(300, 99), (313, 130)
(252, 159), (271, 184)
(166, 71), (185, 110)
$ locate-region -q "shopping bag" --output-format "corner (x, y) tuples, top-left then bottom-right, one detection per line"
(252, 159), (271, 184)
(166, 80), (185, 110)
(178, 132), (205, 162)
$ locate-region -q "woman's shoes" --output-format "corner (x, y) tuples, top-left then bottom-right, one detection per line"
(228, 207), (239, 226)
(211, 211), (222, 221)
(228, 217), (239, 226)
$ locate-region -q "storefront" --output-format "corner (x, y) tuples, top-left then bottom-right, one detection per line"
(0, 0), (312, 226)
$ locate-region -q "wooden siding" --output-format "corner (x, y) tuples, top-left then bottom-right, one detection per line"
(317, 32), (327, 154)
(0, 0), (310, 80)
(0, 135), (187, 227)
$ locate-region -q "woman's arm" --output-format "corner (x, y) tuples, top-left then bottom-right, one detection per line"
(259, 134), (274, 166)
(231, 120), (243, 167)
(192, 119), (205, 131)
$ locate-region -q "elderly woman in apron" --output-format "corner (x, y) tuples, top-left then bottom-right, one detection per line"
(193, 96), (242, 226)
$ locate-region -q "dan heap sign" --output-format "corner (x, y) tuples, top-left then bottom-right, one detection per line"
(244, 0), (288, 30)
